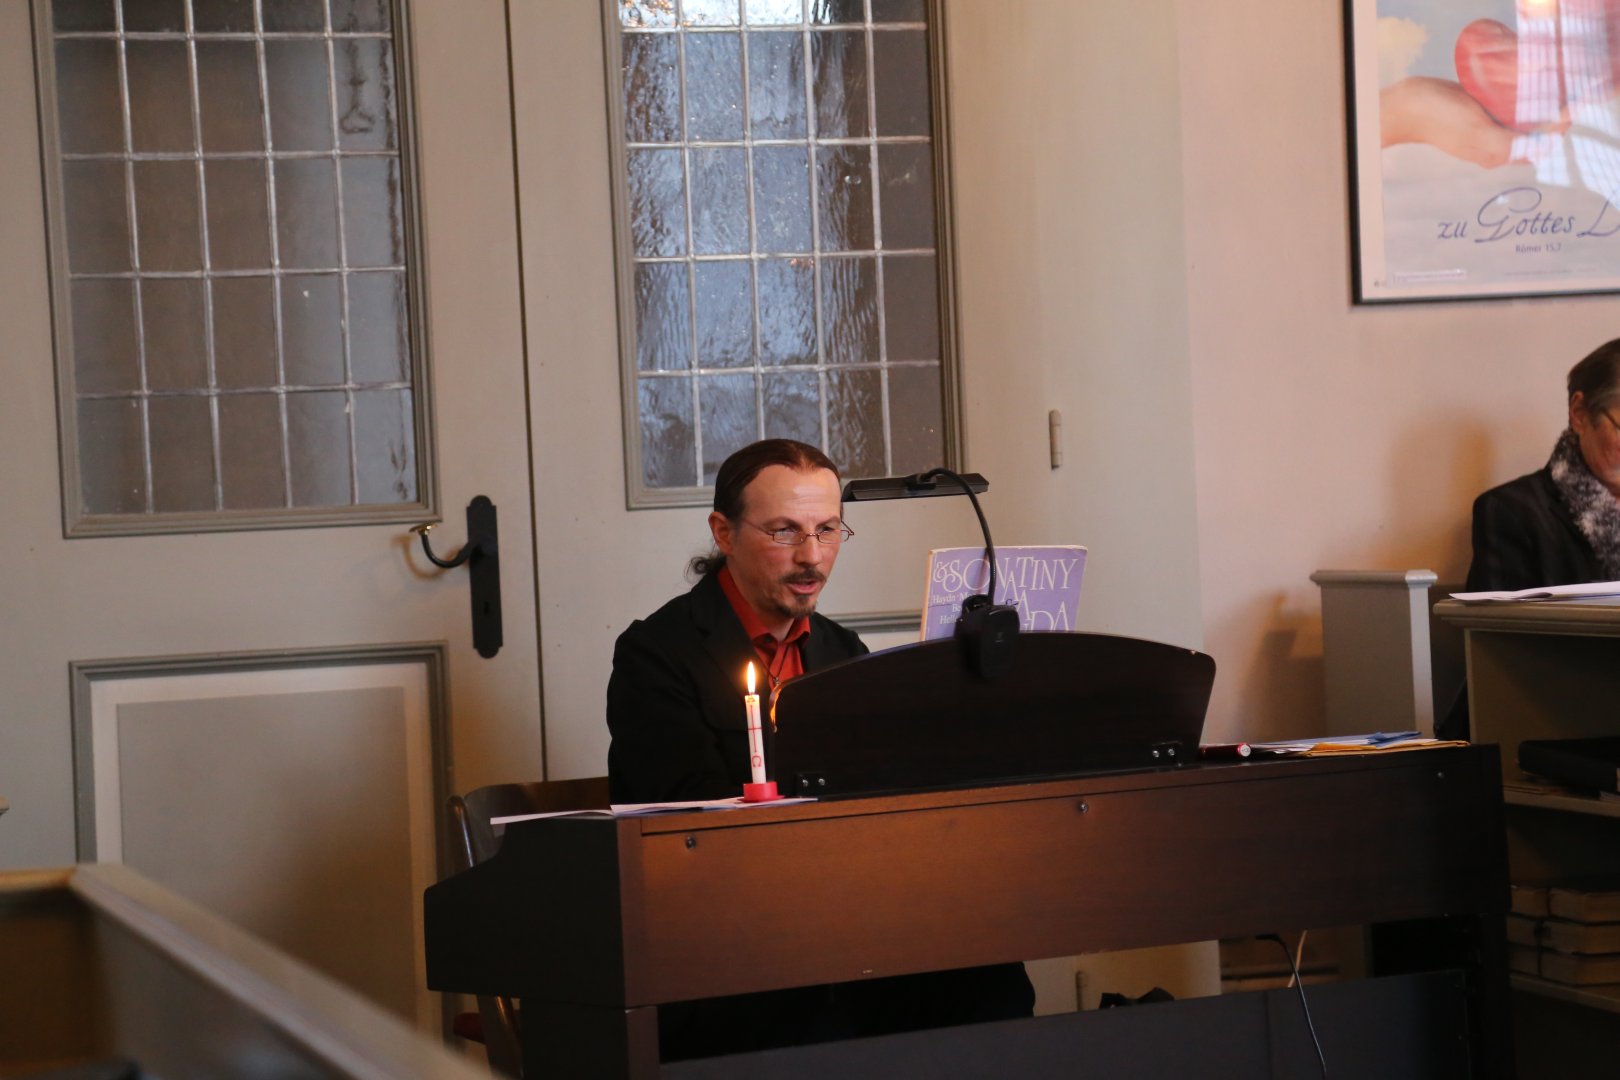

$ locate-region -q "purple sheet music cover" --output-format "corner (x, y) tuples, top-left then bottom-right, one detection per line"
(920, 546), (1087, 641)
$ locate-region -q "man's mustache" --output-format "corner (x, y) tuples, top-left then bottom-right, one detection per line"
(783, 571), (826, 586)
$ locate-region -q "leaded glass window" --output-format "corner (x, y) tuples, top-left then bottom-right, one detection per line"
(614, 0), (954, 503)
(43, 0), (429, 534)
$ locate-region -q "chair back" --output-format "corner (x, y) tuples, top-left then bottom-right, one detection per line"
(443, 776), (610, 1078)
(457, 777), (611, 865)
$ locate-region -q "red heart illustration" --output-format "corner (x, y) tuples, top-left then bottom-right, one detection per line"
(1455, 18), (1532, 130)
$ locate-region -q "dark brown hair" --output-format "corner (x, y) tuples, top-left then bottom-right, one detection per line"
(1569, 338), (1620, 414)
(689, 439), (841, 577)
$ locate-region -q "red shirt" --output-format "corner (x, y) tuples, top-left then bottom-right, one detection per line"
(717, 565), (811, 698)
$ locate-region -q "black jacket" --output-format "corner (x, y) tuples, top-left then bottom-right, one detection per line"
(607, 570), (868, 803)
(1465, 468), (1603, 593)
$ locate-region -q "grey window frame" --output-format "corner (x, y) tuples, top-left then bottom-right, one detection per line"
(602, 0), (965, 509)
(33, 0), (439, 537)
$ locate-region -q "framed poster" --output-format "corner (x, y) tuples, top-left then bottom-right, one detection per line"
(1348, 0), (1620, 302)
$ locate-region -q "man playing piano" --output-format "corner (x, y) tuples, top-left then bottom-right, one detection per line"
(607, 438), (1033, 1060)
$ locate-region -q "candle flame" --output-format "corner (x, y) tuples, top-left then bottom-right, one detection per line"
(747, 661), (756, 695)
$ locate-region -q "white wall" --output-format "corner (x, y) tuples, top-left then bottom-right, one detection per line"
(946, 0), (1204, 651)
(1177, 0), (1620, 741)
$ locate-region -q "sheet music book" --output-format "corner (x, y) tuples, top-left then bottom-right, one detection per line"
(921, 545), (1086, 640)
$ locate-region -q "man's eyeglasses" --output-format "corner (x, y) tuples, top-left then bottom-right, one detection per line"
(1600, 408), (1620, 435)
(746, 521), (855, 546)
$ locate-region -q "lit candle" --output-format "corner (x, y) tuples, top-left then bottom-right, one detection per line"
(745, 661), (766, 786)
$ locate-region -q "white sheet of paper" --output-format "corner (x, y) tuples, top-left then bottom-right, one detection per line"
(1451, 581), (1620, 603)
(489, 796), (815, 826)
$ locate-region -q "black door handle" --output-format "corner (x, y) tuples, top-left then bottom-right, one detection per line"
(412, 495), (502, 659)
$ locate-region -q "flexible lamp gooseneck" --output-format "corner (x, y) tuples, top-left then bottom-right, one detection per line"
(841, 468), (1019, 679)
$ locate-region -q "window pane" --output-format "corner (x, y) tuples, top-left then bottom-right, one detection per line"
(64, 160), (130, 274)
(685, 0), (742, 27)
(275, 157), (341, 269)
(79, 397), (147, 515)
(888, 363), (943, 474)
(219, 393), (287, 510)
(873, 29), (931, 136)
(628, 149), (688, 257)
(354, 389), (417, 503)
(124, 0), (186, 32)
(694, 260), (753, 368)
(53, 0), (116, 33)
(882, 254), (938, 360)
(54, 40), (122, 154)
(193, 0), (255, 33)
(134, 160), (203, 272)
(809, 0), (864, 24)
(826, 367), (884, 478)
(50, 8), (425, 529)
(620, 1), (678, 28)
(333, 0), (392, 33)
(72, 279), (140, 394)
(762, 369), (820, 443)
(821, 256), (878, 364)
(349, 272), (410, 384)
(747, 0), (803, 26)
(343, 157), (405, 267)
(205, 159), (274, 270)
(877, 142), (935, 249)
(685, 33), (744, 141)
(618, 4), (949, 492)
(126, 42), (193, 153)
(287, 391), (353, 507)
(752, 145), (811, 252)
(756, 257), (815, 366)
(690, 148), (749, 255)
(700, 373), (757, 483)
(640, 377), (697, 487)
(141, 279), (208, 391)
(635, 262), (692, 372)
(333, 37), (398, 152)
(871, 0), (926, 21)
(148, 396), (217, 513)
(811, 31), (867, 138)
(816, 145), (873, 252)
(282, 274), (346, 386)
(265, 41), (334, 152)
(622, 33), (682, 143)
(748, 31), (806, 139)
(264, 0), (328, 33)
(198, 42), (267, 153)
(212, 276), (278, 389)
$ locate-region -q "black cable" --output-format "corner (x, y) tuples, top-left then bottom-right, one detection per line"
(1258, 933), (1327, 1078)
(914, 468), (998, 603)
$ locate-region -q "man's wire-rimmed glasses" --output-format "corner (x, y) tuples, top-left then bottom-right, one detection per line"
(745, 521), (855, 546)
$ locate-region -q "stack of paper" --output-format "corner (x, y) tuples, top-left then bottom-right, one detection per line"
(1450, 581), (1620, 603)
(1199, 732), (1466, 759)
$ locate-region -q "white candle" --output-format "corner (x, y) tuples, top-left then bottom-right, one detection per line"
(745, 661), (766, 786)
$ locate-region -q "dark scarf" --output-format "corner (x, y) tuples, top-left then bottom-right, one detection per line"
(1548, 427), (1620, 578)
